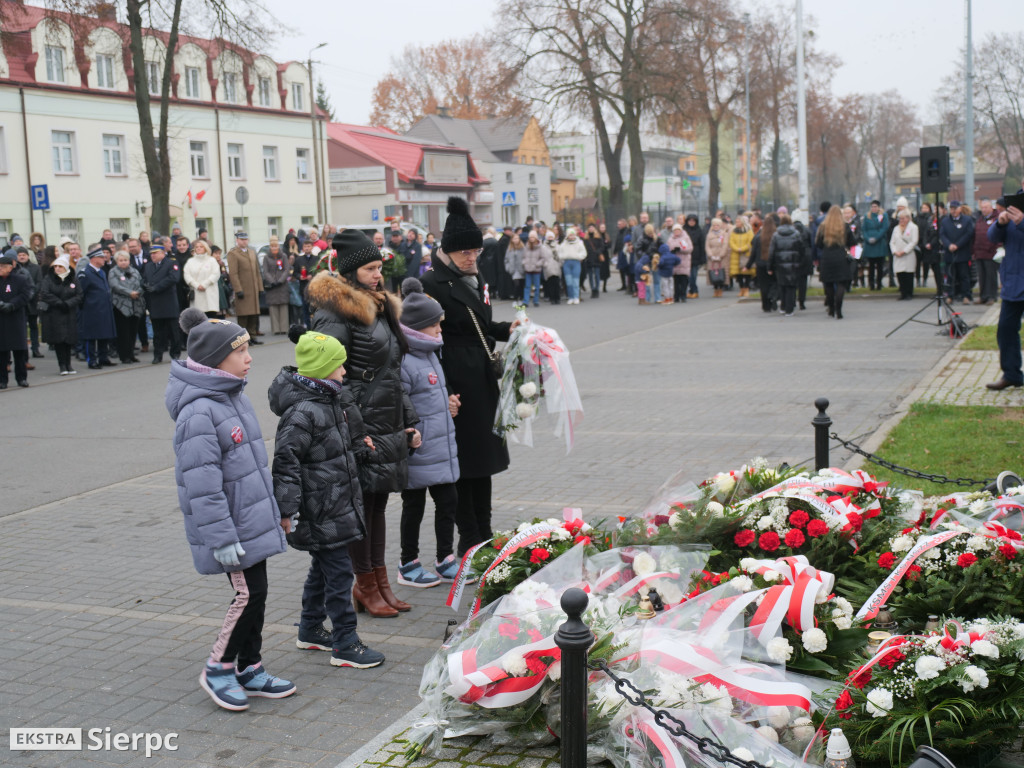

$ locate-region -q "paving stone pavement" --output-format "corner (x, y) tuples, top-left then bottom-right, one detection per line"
(2, 289), (993, 768)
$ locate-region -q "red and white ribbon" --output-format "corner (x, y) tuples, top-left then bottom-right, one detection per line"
(629, 712), (686, 768)
(446, 633), (561, 708)
(447, 539), (492, 611)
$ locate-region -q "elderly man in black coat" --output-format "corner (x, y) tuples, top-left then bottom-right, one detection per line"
(142, 245), (181, 364)
(78, 245), (118, 369)
(0, 251), (34, 388)
(420, 198), (523, 556)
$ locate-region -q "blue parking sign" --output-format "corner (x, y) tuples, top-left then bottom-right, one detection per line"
(371, 209), (379, 222)
(31, 184), (50, 211)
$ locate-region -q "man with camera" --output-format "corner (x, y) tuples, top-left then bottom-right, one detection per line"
(986, 183), (1024, 390)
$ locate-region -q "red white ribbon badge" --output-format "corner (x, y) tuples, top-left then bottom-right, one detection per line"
(230, 426), (243, 444)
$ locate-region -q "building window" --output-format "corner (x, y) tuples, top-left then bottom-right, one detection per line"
(223, 72), (238, 103)
(189, 141), (208, 178)
(684, 160), (695, 172)
(185, 67), (201, 99)
(51, 130), (76, 174)
(96, 54), (114, 89)
(102, 134), (125, 175)
(295, 148), (310, 181)
(59, 218), (81, 242)
(529, 205), (539, 221)
(45, 46), (65, 83)
(552, 155), (576, 175)
(0, 126), (7, 173)
(0, 220), (9, 248)
(195, 217), (209, 234)
(529, 172), (536, 185)
(258, 77), (272, 107)
(109, 218), (130, 239)
(227, 143), (244, 179)
(412, 205), (429, 226)
(501, 206), (519, 228)
(262, 146), (279, 180)
(291, 82), (304, 111)
(267, 216), (281, 238)
(232, 216), (248, 233)
(505, 171), (513, 184)
(301, 215), (314, 226)
(145, 61), (161, 95)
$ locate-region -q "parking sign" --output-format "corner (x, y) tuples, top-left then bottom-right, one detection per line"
(31, 184), (49, 211)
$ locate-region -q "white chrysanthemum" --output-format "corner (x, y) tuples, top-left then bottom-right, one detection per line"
(714, 474), (736, 495)
(969, 499), (987, 515)
(698, 683), (732, 711)
(730, 575), (754, 593)
(924, 635), (942, 649)
(762, 571), (782, 583)
(767, 706), (790, 729)
(544, 517), (562, 527)
(515, 402), (535, 419)
(961, 664), (989, 692)
(971, 639), (1000, 659)
(914, 655), (945, 680)
(655, 673), (694, 706)
(519, 381), (538, 398)
(595, 683), (620, 712)
(740, 558), (760, 572)
(767, 637), (794, 663)
(833, 615), (852, 631)
(834, 597), (854, 616)
(757, 515), (775, 531)
(632, 552), (657, 576)
(921, 548), (941, 560)
(546, 660), (562, 682)
(802, 628), (828, 653)
(706, 501), (725, 517)
(890, 535), (914, 553)
(669, 512), (684, 530)
(1006, 485), (1024, 497)
(501, 653), (528, 676)
(791, 716), (815, 740)
(549, 527), (571, 541)
(967, 536), (989, 552)
(732, 748), (755, 762)
(755, 725), (779, 743)
(866, 688), (893, 717)
(1012, 623), (1024, 640)
(516, 522), (533, 534)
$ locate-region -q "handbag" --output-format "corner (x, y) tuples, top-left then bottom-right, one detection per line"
(466, 305), (505, 379)
(708, 267), (726, 285)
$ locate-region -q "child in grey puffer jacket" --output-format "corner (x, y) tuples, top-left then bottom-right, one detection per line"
(166, 308), (295, 712)
(396, 278), (465, 589)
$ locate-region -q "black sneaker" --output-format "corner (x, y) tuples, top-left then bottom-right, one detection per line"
(331, 640), (384, 668)
(296, 624), (333, 651)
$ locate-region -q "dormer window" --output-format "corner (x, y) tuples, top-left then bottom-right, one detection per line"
(45, 46), (65, 83)
(96, 54), (114, 89)
(291, 82), (303, 111)
(223, 72), (238, 103)
(185, 67), (201, 98)
(258, 77), (271, 107)
(146, 61), (160, 95)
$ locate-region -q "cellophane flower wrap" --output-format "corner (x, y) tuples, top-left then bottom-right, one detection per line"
(493, 306), (582, 452)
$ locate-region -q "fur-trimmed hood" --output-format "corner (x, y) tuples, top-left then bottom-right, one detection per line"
(307, 271), (401, 326)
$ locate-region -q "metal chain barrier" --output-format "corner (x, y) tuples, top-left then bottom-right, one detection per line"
(587, 659), (771, 768)
(830, 432), (993, 488)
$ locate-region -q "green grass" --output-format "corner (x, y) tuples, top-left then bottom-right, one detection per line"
(804, 285), (901, 298)
(959, 324), (1021, 351)
(863, 403), (1023, 496)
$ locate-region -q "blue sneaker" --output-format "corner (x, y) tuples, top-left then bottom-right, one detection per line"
(296, 624), (332, 651)
(397, 559), (441, 588)
(199, 663), (248, 711)
(436, 554), (476, 584)
(331, 639), (385, 668)
(236, 663), (296, 698)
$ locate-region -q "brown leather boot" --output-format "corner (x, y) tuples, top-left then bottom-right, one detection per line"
(714, 288), (723, 298)
(352, 572), (398, 618)
(374, 566), (411, 612)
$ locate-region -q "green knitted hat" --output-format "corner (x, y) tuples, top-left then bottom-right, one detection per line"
(295, 331), (347, 379)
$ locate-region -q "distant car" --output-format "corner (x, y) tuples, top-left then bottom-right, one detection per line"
(334, 222), (430, 241)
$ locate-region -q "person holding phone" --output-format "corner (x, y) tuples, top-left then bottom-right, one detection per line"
(986, 184), (1024, 391)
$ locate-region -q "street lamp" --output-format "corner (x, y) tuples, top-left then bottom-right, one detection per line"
(743, 12), (751, 211)
(309, 42), (328, 224)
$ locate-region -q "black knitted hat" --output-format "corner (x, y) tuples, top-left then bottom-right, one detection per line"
(440, 196), (482, 253)
(331, 229), (383, 275)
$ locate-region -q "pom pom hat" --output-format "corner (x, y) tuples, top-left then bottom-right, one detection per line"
(178, 307), (249, 368)
(400, 278), (444, 330)
(440, 196), (482, 253)
(328, 229), (383, 276)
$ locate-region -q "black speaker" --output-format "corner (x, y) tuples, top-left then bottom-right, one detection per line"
(920, 146), (950, 194)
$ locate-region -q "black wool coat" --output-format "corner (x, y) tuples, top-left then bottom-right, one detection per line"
(768, 225), (807, 288)
(307, 273), (418, 494)
(268, 368), (367, 551)
(77, 265), (117, 340)
(38, 268), (82, 345)
(420, 255), (512, 479)
(142, 258), (181, 319)
(816, 225), (858, 284)
(0, 269), (32, 351)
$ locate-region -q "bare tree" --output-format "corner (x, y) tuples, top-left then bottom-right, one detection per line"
(856, 90), (913, 205)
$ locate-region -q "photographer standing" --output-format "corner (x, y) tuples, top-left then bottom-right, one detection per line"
(986, 186), (1024, 391)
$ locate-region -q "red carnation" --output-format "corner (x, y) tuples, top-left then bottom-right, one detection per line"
(654, 514), (670, 527)
(866, 505), (882, 519)
(784, 529), (806, 548)
(565, 518), (584, 535)
(907, 564), (922, 581)
(499, 621), (519, 639)
(734, 529), (756, 547)
(806, 519), (829, 538)
(574, 535), (592, 546)
(834, 690), (854, 719)
(877, 552), (896, 569)
(845, 512), (864, 532)
(848, 668), (872, 690)
(493, 536), (509, 550)
(957, 552), (978, 568)
(789, 510), (810, 529)
(878, 648), (905, 670)
(902, 526), (917, 535)
(527, 628), (543, 643)
(1000, 542), (1017, 559)
(529, 548), (551, 564)
(758, 531), (781, 552)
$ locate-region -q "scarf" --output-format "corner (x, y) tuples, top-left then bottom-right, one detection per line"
(185, 357), (242, 380)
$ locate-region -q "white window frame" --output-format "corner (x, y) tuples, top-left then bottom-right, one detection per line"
(267, 216), (281, 239)
(505, 171), (513, 183)
(295, 147), (310, 181)
(258, 77), (272, 107)
(184, 66), (201, 99)
(223, 72), (238, 103)
(529, 172), (536, 185)
(59, 218), (81, 241)
(109, 218), (130, 239)
(301, 215), (314, 226)
(291, 82), (304, 111)
(45, 46), (65, 83)
(146, 61), (160, 95)
(51, 130), (77, 175)
(0, 126), (7, 174)
(552, 155), (576, 175)
(232, 216), (247, 232)
(102, 133), (126, 176)
(226, 143), (245, 180)
(0, 220), (10, 248)
(189, 140), (209, 179)
(96, 53), (115, 89)
(262, 145), (279, 181)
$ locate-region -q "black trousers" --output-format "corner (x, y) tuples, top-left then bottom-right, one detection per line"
(300, 546), (357, 649)
(455, 476), (493, 557)
(756, 266), (776, 311)
(978, 259), (1000, 302)
(545, 275), (561, 304)
(151, 317), (180, 357)
(211, 559), (267, 670)
(0, 349), (27, 384)
(349, 490), (388, 573)
(779, 285), (797, 314)
(400, 482), (458, 565)
(897, 272), (915, 299)
(824, 282), (848, 317)
(867, 260), (884, 290)
(796, 275), (808, 308)
(673, 274), (689, 302)
(114, 312), (139, 362)
(137, 314), (149, 347)
(951, 261), (973, 301)
(83, 339), (112, 365)
(54, 343), (73, 372)
(26, 315), (40, 353)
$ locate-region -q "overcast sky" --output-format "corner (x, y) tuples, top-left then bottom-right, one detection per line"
(264, 0), (1018, 129)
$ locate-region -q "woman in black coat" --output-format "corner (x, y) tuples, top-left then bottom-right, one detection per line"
(815, 206), (858, 319)
(38, 256), (82, 374)
(683, 215), (706, 298)
(307, 229), (419, 618)
(420, 197), (522, 558)
(768, 216), (807, 316)
(916, 202), (942, 294)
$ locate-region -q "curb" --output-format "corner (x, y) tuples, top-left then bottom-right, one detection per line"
(331, 704), (425, 768)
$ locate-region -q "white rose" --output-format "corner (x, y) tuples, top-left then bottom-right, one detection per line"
(501, 653), (528, 676)
(714, 474), (736, 495)
(732, 748), (755, 762)
(890, 535), (913, 553)
(668, 511), (684, 530)
(767, 637), (793, 663)
(515, 402), (535, 419)
(833, 615), (852, 631)
(632, 552), (657, 577)
(549, 527), (570, 541)
(791, 716), (815, 740)
(961, 664), (989, 692)
(519, 381), (538, 398)
(516, 522), (533, 534)
(767, 706), (790, 729)
(755, 725), (779, 743)
(706, 501), (725, 517)
(914, 655), (944, 680)
(658, 583), (684, 605)
(801, 627), (828, 653)
(971, 639), (1000, 659)
(866, 687), (893, 717)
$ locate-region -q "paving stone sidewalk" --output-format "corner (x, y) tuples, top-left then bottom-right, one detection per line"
(1, 293), (989, 768)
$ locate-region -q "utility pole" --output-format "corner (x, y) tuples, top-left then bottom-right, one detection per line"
(308, 42), (327, 225)
(743, 12), (752, 211)
(795, 0), (809, 212)
(963, 0), (974, 210)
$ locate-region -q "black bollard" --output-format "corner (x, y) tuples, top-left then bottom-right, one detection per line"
(555, 587), (593, 768)
(812, 397), (831, 471)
